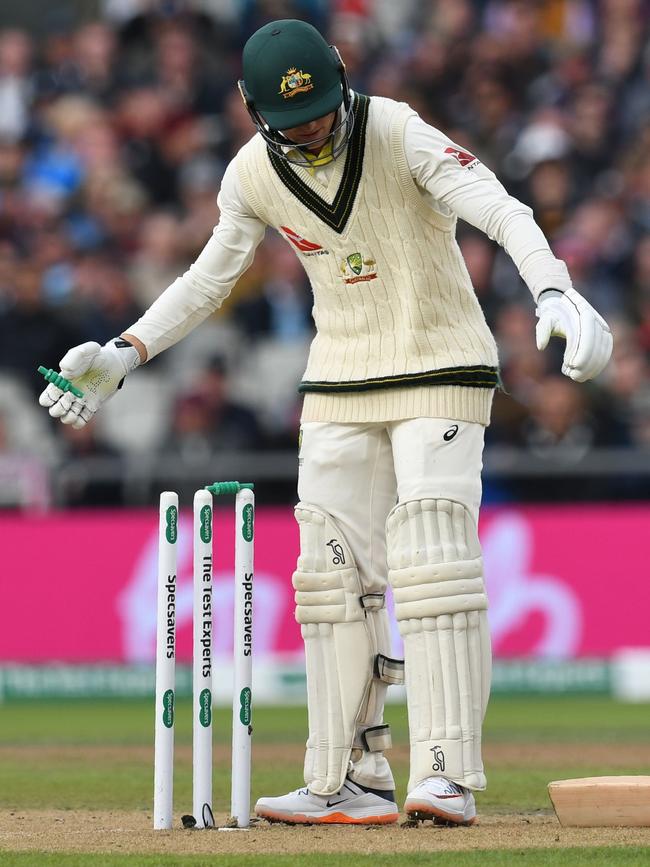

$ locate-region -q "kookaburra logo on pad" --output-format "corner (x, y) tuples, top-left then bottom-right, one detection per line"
(278, 68), (314, 98)
(326, 539), (345, 565)
(430, 745), (446, 772)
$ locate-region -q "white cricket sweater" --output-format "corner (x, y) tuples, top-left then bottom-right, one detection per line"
(237, 94), (499, 424)
(126, 94), (574, 426)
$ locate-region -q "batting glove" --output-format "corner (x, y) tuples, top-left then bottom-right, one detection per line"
(535, 287), (613, 382)
(39, 338), (141, 429)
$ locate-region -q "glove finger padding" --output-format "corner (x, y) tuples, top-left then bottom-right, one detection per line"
(48, 391), (74, 419)
(537, 288), (613, 382)
(559, 306), (581, 364)
(39, 383), (63, 408)
(72, 405), (94, 429)
(565, 318), (612, 382)
(565, 308), (597, 376)
(59, 341), (102, 380)
(585, 323), (613, 380)
(535, 313), (553, 351)
(60, 399), (88, 426)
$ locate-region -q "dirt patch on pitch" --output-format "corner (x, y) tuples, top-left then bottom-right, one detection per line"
(1, 810), (650, 857)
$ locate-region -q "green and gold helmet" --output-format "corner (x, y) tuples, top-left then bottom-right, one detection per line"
(238, 19), (353, 163)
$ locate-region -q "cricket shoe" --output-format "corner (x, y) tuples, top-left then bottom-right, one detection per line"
(255, 777), (399, 825)
(404, 777), (477, 825)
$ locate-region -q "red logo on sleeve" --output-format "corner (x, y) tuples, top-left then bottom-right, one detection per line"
(444, 146), (479, 168)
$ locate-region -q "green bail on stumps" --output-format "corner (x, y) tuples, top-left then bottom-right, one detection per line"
(205, 481), (255, 496)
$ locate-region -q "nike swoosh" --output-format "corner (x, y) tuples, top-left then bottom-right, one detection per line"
(326, 798), (346, 807)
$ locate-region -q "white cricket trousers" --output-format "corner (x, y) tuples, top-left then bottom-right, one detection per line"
(298, 417), (485, 597)
(296, 417), (487, 791)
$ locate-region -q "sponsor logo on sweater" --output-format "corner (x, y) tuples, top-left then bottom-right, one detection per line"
(340, 251), (377, 284)
(444, 146), (479, 169)
(280, 226), (329, 256)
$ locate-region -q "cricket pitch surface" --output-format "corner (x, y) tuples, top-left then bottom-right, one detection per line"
(2, 809), (650, 857)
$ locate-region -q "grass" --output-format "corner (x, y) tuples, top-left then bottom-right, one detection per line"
(2, 850), (650, 866)
(1, 697), (649, 863)
(481, 696), (650, 742)
(4, 695), (650, 747)
(2, 697), (650, 812)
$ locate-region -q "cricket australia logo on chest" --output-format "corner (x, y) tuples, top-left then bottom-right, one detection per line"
(340, 251), (377, 284)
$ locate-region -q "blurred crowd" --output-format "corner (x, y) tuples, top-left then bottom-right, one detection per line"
(0, 0), (649, 507)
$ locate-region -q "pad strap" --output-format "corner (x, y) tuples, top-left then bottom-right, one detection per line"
(360, 593), (386, 610)
(374, 654), (405, 685)
(354, 724), (392, 752)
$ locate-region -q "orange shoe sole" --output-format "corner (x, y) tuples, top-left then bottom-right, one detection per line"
(404, 800), (476, 826)
(257, 808), (399, 826)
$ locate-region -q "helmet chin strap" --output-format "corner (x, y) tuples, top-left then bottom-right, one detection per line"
(275, 104), (350, 166)
(262, 93), (354, 167)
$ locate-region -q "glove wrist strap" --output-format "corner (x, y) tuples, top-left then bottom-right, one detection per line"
(537, 287), (565, 303)
(110, 339), (141, 373)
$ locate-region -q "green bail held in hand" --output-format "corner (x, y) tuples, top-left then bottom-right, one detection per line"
(37, 366), (85, 399)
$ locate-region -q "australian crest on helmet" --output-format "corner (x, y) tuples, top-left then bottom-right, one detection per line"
(279, 67), (314, 99)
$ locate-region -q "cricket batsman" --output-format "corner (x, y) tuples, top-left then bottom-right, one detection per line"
(39, 20), (612, 825)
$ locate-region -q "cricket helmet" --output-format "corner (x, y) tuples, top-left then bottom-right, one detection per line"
(238, 19), (353, 162)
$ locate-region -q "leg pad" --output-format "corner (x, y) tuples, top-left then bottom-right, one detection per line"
(387, 499), (491, 791)
(294, 503), (398, 795)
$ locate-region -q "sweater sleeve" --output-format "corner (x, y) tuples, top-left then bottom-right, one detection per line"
(125, 157), (266, 359)
(403, 114), (573, 302)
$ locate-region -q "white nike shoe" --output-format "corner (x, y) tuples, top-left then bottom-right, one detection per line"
(255, 777), (399, 825)
(404, 777), (477, 825)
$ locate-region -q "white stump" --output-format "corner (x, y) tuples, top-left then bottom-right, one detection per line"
(154, 491), (178, 829)
(231, 487), (255, 827)
(192, 489), (214, 827)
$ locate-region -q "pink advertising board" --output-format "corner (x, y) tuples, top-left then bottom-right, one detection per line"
(1, 505), (648, 662)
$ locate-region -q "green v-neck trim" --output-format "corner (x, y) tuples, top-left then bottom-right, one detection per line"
(267, 93), (370, 235)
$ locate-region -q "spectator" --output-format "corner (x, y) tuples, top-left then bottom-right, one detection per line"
(0, 261), (83, 392)
(57, 419), (124, 506)
(128, 210), (189, 308)
(0, 5), (648, 506)
(518, 375), (630, 461)
(0, 29), (34, 143)
(233, 236), (313, 341)
(162, 355), (264, 463)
